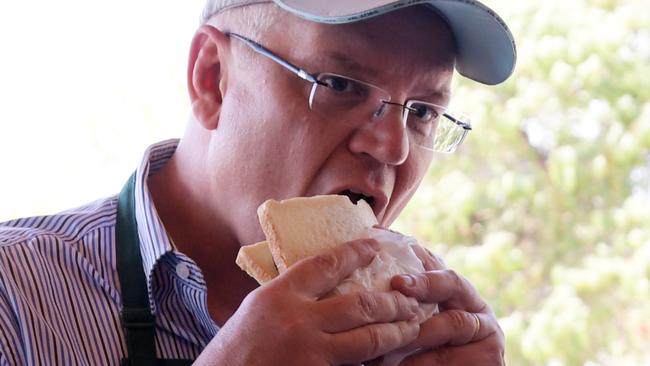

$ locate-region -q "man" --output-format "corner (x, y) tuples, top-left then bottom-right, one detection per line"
(0, 0), (516, 365)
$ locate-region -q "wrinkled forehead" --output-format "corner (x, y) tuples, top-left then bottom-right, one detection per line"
(204, 0), (516, 85)
(271, 5), (456, 91)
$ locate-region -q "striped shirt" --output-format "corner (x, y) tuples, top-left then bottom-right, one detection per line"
(0, 139), (217, 365)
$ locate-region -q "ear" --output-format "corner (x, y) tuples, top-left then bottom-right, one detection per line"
(188, 25), (230, 131)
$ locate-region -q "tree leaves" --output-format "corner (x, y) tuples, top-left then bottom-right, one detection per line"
(395, 0), (650, 364)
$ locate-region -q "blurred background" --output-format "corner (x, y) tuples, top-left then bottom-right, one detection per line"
(1, 0), (649, 365)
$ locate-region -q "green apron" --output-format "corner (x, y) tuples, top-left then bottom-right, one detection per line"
(117, 173), (194, 366)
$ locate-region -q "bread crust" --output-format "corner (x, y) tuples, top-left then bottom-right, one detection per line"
(235, 241), (279, 284)
(258, 195), (378, 272)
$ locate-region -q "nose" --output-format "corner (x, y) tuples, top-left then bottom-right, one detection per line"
(347, 102), (410, 166)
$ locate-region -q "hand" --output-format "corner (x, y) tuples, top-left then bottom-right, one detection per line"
(195, 239), (421, 366)
(390, 246), (505, 366)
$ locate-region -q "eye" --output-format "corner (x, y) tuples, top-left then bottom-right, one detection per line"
(321, 75), (354, 92)
(406, 102), (443, 137)
(411, 104), (438, 121)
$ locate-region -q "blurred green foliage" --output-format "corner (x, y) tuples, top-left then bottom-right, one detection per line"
(394, 0), (650, 364)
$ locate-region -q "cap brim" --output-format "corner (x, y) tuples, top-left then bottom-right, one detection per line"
(274, 0), (516, 85)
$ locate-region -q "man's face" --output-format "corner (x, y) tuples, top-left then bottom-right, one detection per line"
(209, 6), (456, 245)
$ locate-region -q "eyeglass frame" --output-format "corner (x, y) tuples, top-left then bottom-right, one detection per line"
(224, 31), (472, 153)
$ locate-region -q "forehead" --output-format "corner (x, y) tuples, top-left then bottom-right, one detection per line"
(269, 5), (456, 94)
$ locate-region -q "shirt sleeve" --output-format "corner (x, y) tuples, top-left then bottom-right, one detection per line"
(0, 265), (27, 366)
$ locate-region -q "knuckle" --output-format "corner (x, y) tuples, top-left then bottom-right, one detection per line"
(395, 323), (409, 345)
(397, 320), (417, 342)
(365, 326), (383, 357)
(391, 292), (404, 313)
(444, 309), (469, 330)
(417, 272), (435, 292)
(415, 246), (447, 270)
(246, 287), (273, 308)
(392, 292), (413, 316)
(349, 239), (375, 261)
(356, 292), (379, 321)
(422, 272), (435, 288)
(445, 269), (465, 291)
(312, 252), (340, 274)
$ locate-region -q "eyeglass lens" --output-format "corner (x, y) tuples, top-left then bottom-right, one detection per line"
(308, 73), (469, 153)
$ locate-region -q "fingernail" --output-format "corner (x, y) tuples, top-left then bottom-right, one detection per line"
(402, 275), (416, 286)
(400, 318), (420, 337)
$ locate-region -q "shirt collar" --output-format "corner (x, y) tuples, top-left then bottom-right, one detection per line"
(132, 138), (181, 311)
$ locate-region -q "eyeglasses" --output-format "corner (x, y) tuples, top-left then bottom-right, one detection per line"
(226, 32), (472, 153)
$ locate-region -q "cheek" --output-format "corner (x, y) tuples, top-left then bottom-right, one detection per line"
(383, 154), (431, 226)
(218, 79), (324, 194)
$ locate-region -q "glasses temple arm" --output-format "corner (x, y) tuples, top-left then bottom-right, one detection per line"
(443, 112), (472, 130)
(225, 32), (321, 84)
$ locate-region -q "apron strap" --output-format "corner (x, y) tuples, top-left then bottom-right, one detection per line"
(117, 172), (193, 366)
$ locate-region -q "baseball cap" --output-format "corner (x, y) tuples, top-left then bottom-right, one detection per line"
(202, 0), (516, 85)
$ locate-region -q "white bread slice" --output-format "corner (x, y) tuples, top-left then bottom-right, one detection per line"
(257, 195), (378, 272)
(235, 241), (279, 284)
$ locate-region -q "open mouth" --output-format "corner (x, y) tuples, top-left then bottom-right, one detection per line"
(338, 189), (375, 207)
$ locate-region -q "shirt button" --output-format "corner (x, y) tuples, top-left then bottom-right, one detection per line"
(175, 262), (190, 279)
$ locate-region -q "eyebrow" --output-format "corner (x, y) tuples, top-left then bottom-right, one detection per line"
(304, 51), (452, 104)
(415, 88), (451, 105)
(304, 51), (381, 81)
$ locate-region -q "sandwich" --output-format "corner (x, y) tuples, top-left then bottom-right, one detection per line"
(235, 240), (279, 284)
(236, 195), (436, 320)
(236, 195), (436, 366)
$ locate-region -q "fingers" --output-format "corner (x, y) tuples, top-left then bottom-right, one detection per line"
(314, 291), (419, 333)
(410, 245), (446, 271)
(400, 333), (506, 366)
(406, 311), (496, 350)
(391, 269), (487, 313)
(279, 238), (380, 298)
(327, 319), (420, 364)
